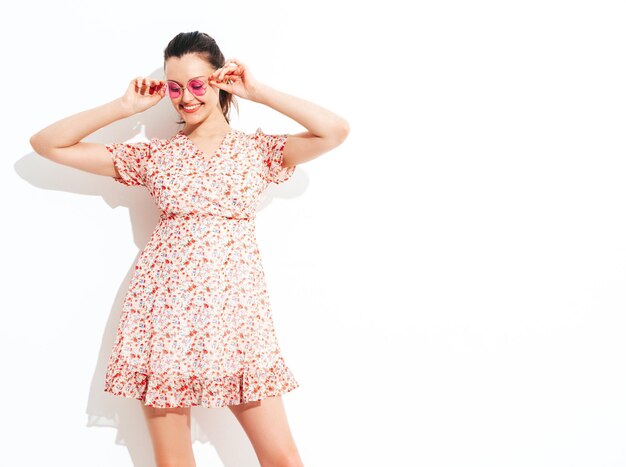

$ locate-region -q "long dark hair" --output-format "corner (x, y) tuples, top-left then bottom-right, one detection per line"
(163, 31), (239, 125)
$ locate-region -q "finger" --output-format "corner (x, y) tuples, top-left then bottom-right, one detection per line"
(220, 62), (236, 80)
(228, 67), (244, 78)
(227, 70), (241, 81)
(223, 67), (241, 79)
(150, 79), (161, 95)
(156, 80), (165, 96)
(212, 76), (233, 88)
(210, 76), (225, 86)
(222, 70), (235, 81)
(227, 58), (244, 72)
(209, 73), (230, 83)
(134, 77), (146, 93)
(209, 79), (223, 89)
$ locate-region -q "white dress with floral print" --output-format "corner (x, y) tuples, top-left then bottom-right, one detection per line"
(103, 128), (299, 408)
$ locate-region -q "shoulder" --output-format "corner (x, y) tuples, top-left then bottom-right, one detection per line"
(234, 127), (263, 143)
(150, 134), (178, 147)
(248, 127), (289, 150)
(230, 127), (274, 150)
(144, 133), (182, 154)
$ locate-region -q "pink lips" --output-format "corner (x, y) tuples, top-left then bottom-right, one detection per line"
(181, 103), (203, 113)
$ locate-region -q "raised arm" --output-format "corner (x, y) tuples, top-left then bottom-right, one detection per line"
(249, 83), (350, 168)
(207, 58), (350, 169)
(29, 77), (165, 179)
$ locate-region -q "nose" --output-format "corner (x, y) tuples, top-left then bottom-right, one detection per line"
(181, 86), (198, 102)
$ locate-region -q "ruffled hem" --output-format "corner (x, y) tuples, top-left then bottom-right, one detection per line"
(103, 357), (300, 408)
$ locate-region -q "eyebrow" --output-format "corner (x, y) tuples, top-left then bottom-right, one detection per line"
(166, 75), (206, 85)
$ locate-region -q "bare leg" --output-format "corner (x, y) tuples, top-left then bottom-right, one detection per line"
(141, 403), (196, 467)
(228, 395), (303, 467)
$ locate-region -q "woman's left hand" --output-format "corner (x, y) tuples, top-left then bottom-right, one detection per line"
(209, 58), (261, 100)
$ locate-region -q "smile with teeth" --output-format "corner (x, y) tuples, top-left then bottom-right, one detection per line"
(181, 103), (203, 112)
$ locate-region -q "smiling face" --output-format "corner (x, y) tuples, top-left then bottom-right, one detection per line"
(164, 53), (222, 128)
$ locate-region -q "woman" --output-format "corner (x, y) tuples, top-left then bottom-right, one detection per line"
(30, 31), (349, 467)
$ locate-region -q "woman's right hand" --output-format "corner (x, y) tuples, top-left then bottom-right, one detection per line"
(119, 76), (166, 115)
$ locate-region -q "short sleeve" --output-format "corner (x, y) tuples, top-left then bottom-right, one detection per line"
(104, 141), (151, 186)
(254, 127), (296, 184)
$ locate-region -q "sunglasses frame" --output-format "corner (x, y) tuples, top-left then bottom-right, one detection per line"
(165, 75), (210, 99)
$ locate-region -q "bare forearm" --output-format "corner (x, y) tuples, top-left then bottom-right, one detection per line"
(30, 97), (133, 150)
(249, 83), (349, 138)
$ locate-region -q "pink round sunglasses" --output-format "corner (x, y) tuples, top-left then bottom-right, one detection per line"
(165, 76), (210, 99)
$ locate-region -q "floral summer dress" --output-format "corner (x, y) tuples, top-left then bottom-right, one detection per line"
(103, 127), (299, 408)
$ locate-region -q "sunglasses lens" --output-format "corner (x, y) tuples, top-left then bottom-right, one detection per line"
(189, 79), (207, 96)
(167, 82), (181, 98)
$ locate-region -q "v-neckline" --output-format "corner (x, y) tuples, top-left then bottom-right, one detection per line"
(178, 129), (235, 164)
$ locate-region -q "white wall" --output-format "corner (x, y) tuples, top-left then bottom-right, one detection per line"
(4, 0), (626, 466)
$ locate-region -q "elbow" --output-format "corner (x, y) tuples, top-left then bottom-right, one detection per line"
(29, 134), (50, 158)
(30, 135), (44, 156)
(337, 119), (350, 143)
(29, 134), (40, 153)
(342, 119), (350, 136)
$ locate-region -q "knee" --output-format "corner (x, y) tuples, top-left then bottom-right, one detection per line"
(260, 449), (304, 467)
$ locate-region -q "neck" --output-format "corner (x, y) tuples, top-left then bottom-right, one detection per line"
(183, 118), (231, 137)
